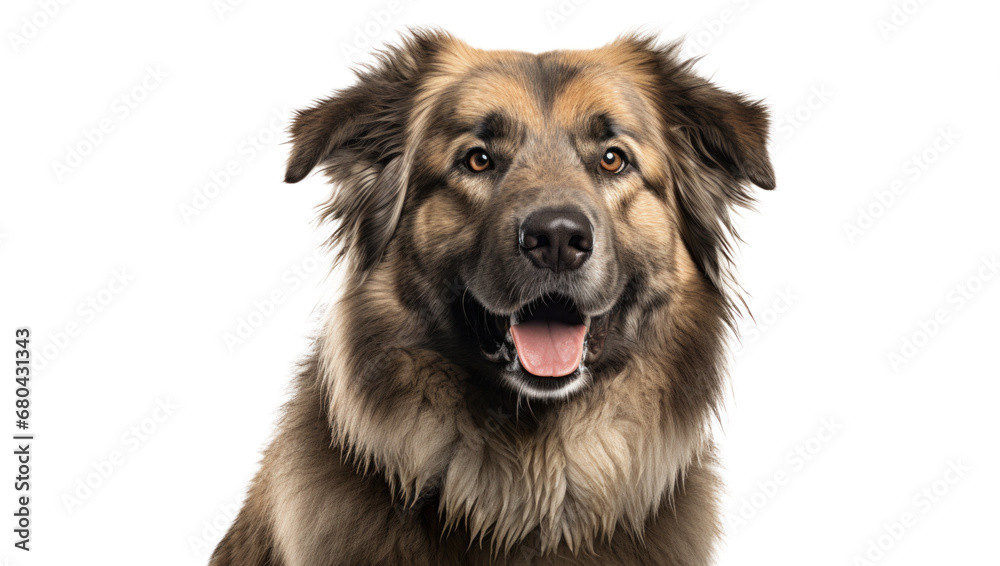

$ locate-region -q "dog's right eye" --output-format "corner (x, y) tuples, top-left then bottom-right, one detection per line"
(466, 149), (492, 172)
(600, 148), (627, 174)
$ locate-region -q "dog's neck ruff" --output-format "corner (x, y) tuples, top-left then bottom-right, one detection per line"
(318, 301), (712, 555)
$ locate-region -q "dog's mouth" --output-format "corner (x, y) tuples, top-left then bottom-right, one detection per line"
(509, 299), (587, 377)
(463, 292), (611, 399)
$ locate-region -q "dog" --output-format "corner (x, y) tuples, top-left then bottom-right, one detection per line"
(211, 29), (774, 566)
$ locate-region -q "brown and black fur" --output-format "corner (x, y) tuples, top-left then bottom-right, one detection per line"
(211, 29), (774, 566)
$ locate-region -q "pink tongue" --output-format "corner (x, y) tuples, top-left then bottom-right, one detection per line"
(509, 320), (587, 377)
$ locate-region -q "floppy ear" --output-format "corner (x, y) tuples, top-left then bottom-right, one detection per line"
(678, 85), (775, 191)
(637, 38), (775, 295)
(284, 30), (448, 278)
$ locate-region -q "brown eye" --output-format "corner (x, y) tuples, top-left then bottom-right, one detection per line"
(600, 148), (626, 173)
(467, 149), (491, 172)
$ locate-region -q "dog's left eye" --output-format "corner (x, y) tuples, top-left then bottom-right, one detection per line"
(467, 149), (492, 172)
(600, 148), (627, 173)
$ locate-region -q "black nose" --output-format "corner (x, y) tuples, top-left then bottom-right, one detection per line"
(518, 208), (594, 273)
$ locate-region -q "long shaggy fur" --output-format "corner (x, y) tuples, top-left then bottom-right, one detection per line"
(212, 29), (773, 566)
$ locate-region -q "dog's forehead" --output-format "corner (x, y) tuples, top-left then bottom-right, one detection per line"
(431, 44), (657, 137)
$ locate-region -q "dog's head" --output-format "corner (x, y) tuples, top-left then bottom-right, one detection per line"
(286, 30), (773, 402)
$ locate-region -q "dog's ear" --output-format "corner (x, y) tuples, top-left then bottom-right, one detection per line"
(676, 84), (775, 191)
(630, 36), (775, 295)
(284, 30), (449, 278)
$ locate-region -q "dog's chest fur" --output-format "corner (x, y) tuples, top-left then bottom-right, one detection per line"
(258, 356), (721, 566)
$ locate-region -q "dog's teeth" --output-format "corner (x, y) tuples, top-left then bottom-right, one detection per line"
(583, 315), (592, 327)
(510, 313), (520, 326)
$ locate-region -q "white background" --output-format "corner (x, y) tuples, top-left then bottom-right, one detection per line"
(1, 0), (998, 564)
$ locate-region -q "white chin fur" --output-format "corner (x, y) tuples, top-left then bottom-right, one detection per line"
(501, 367), (592, 401)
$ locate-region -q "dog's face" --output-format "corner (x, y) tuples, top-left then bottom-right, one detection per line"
(286, 31), (774, 402)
